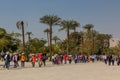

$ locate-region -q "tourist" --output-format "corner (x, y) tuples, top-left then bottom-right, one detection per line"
(117, 55), (120, 66)
(111, 55), (115, 66)
(42, 53), (46, 66)
(31, 54), (36, 67)
(21, 53), (26, 67)
(63, 54), (67, 64)
(108, 55), (112, 66)
(13, 54), (18, 68)
(4, 51), (11, 70)
(37, 53), (43, 67)
(68, 55), (72, 64)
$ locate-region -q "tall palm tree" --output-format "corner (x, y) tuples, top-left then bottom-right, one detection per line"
(40, 15), (61, 57)
(70, 20), (80, 32)
(44, 28), (50, 46)
(83, 24), (94, 31)
(26, 32), (32, 42)
(91, 30), (98, 54)
(59, 20), (78, 55)
(52, 36), (60, 44)
(16, 21), (26, 51)
(83, 24), (94, 54)
(79, 31), (84, 54)
(83, 24), (94, 38)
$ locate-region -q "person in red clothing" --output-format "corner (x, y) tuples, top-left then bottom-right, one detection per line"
(63, 54), (67, 64)
(31, 54), (36, 67)
(37, 53), (43, 67)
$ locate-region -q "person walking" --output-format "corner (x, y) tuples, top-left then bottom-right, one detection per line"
(111, 55), (115, 66)
(108, 55), (112, 66)
(37, 53), (43, 67)
(13, 54), (18, 68)
(42, 53), (46, 66)
(20, 53), (26, 67)
(4, 51), (11, 70)
(117, 55), (120, 66)
(63, 54), (67, 64)
(31, 54), (36, 67)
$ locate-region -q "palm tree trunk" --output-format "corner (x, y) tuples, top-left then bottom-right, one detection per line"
(82, 36), (84, 54)
(22, 25), (25, 51)
(47, 32), (49, 46)
(92, 37), (94, 54)
(67, 27), (69, 55)
(50, 25), (52, 58)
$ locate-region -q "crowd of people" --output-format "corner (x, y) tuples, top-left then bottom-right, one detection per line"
(101, 55), (120, 66)
(0, 51), (47, 70)
(1, 51), (120, 70)
(51, 54), (120, 66)
(51, 54), (95, 65)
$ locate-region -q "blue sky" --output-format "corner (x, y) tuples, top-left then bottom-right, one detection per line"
(0, 0), (120, 40)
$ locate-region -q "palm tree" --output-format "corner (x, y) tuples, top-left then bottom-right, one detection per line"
(59, 20), (78, 55)
(40, 15), (61, 58)
(83, 24), (94, 32)
(44, 28), (50, 46)
(70, 20), (80, 32)
(79, 31), (84, 54)
(52, 36), (60, 44)
(26, 32), (32, 42)
(16, 21), (26, 51)
(91, 30), (98, 54)
(83, 24), (94, 54)
(83, 24), (94, 38)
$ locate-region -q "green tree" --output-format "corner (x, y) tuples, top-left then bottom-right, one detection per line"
(59, 20), (79, 55)
(9, 32), (21, 52)
(0, 28), (9, 51)
(83, 24), (94, 39)
(26, 32), (32, 42)
(44, 28), (50, 46)
(95, 33), (112, 54)
(70, 20), (80, 32)
(52, 36), (60, 44)
(40, 15), (61, 57)
(29, 38), (46, 53)
(10, 32), (21, 39)
(69, 32), (81, 54)
(0, 28), (20, 52)
(83, 24), (94, 54)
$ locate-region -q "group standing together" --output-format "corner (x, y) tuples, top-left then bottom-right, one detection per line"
(102, 54), (120, 66)
(1, 51), (120, 70)
(1, 52), (47, 70)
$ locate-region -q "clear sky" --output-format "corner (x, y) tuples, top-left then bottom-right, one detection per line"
(0, 0), (120, 40)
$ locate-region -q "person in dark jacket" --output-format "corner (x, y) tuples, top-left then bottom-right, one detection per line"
(117, 55), (120, 66)
(4, 52), (11, 70)
(42, 53), (46, 66)
(108, 55), (112, 66)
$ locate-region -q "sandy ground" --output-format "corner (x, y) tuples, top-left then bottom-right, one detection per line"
(0, 61), (120, 80)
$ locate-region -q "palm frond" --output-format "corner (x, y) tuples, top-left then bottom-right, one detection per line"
(40, 15), (61, 26)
